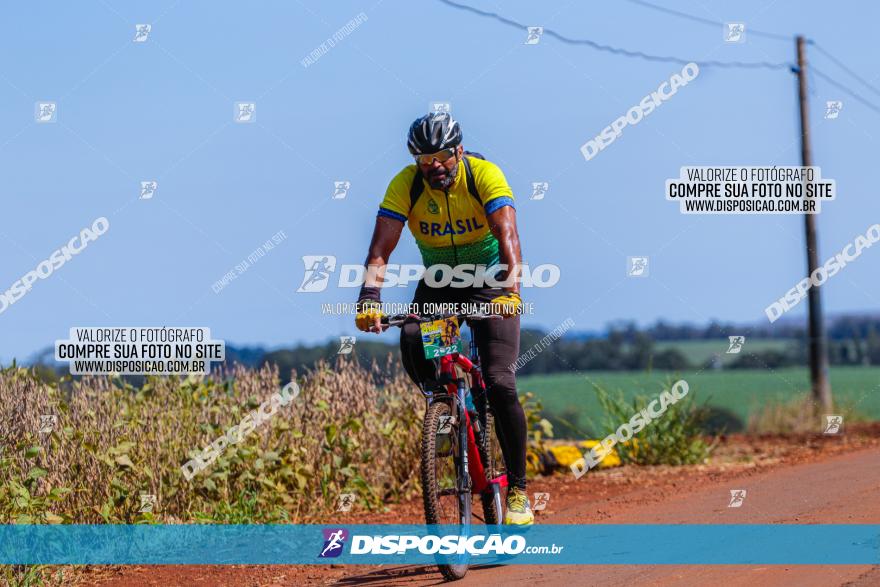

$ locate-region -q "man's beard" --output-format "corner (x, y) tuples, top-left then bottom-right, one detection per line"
(427, 162), (459, 190)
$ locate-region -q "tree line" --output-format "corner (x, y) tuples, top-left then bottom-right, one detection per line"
(24, 314), (880, 383)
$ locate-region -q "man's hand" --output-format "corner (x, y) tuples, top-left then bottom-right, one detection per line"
(490, 291), (521, 318)
(355, 301), (385, 333)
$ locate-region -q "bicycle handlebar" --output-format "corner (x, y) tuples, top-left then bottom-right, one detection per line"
(381, 312), (502, 328)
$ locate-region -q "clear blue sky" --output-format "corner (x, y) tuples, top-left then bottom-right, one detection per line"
(2, 0), (879, 363)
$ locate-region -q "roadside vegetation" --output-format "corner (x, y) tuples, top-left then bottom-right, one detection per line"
(0, 361), (550, 525)
(592, 381), (716, 466)
(2, 357), (870, 586)
(0, 359), (424, 527)
(0, 360), (550, 586)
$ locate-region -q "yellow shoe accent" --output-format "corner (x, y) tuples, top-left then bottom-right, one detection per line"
(503, 488), (534, 526)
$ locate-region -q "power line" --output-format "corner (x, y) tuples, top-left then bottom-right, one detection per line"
(611, 0), (880, 103)
(811, 66), (880, 115)
(540, 29), (790, 69)
(437, 0), (791, 70)
(437, 0), (880, 116)
(623, 0), (792, 42)
(570, 0), (880, 100)
(808, 41), (880, 99)
(623, 1), (880, 111)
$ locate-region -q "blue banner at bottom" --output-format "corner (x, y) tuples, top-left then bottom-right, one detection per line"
(1, 524), (878, 565)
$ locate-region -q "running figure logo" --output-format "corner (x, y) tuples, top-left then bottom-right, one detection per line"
(139, 493), (157, 513)
(437, 415), (454, 434)
(333, 181), (351, 199)
(533, 492), (550, 511)
(297, 255), (337, 292)
(724, 23), (745, 43)
(824, 101), (843, 119)
(337, 336), (356, 355)
(235, 102), (256, 123)
(133, 24), (151, 42)
(430, 102), (451, 115)
(627, 256), (649, 277)
(140, 181), (158, 200)
(726, 336), (745, 354)
(823, 415), (843, 434)
(35, 102), (57, 123)
(525, 27), (544, 44)
(337, 493), (356, 512)
(530, 182), (549, 200)
(728, 489), (747, 508)
(39, 415), (58, 434)
(319, 528), (349, 558)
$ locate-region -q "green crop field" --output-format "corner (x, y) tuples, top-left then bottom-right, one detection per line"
(518, 366), (880, 438)
(653, 338), (794, 367)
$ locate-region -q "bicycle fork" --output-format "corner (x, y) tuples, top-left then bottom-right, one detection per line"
(455, 382), (472, 525)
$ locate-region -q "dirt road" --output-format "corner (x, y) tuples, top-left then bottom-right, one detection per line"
(85, 430), (880, 587)
(444, 445), (880, 587)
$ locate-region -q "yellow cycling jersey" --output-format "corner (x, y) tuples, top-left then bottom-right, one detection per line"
(377, 156), (515, 266)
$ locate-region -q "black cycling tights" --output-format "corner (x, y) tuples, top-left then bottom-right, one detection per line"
(398, 285), (528, 490)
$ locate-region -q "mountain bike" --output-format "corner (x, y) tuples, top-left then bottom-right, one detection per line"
(381, 311), (507, 581)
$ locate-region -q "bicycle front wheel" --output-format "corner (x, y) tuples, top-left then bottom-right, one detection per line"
(421, 401), (470, 580)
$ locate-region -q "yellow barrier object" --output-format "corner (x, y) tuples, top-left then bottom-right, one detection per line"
(529, 440), (623, 475)
(574, 440), (622, 468)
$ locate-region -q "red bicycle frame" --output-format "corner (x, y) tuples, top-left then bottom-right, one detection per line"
(437, 352), (507, 495)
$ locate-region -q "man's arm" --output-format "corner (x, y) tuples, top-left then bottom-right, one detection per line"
(363, 216), (404, 291)
(356, 216), (404, 332)
(486, 206), (522, 294)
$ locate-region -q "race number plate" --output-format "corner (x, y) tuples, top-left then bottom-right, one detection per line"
(420, 316), (463, 359)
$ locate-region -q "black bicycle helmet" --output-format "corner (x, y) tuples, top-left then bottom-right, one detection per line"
(407, 112), (462, 155)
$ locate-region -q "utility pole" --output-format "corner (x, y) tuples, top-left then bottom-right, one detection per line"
(795, 35), (832, 412)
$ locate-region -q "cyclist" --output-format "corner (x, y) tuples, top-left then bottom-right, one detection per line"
(354, 112), (533, 525)
(442, 318), (457, 347)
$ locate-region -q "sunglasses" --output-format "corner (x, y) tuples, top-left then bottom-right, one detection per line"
(414, 148), (457, 165)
